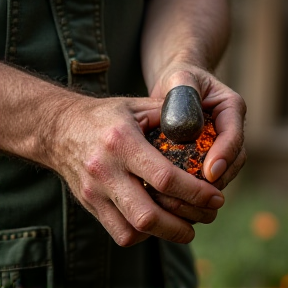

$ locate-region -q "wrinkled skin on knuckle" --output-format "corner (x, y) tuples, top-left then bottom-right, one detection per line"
(84, 153), (114, 186)
(152, 166), (175, 193)
(133, 209), (158, 233)
(81, 183), (95, 203)
(181, 179), (203, 206)
(103, 124), (128, 155)
(79, 180), (106, 209)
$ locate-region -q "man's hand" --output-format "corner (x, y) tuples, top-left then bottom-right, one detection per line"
(45, 95), (224, 246)
(149, 65), (247, 191)
(0, 63), (224, 247)
(141, 0), (246, 191)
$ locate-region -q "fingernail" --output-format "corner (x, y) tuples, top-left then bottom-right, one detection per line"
(210, 159), (227, 181)
(208, 195), (224, 209)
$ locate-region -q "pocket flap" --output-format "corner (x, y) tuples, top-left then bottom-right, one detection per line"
(0, 226), (52, 271)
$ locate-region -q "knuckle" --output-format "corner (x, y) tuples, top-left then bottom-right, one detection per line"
(85, 154), (104, 175)
(81, 182), (96, 202)
(84, 154), (113, 184)
(189, 180), (203, 203)
(133, 209), (157, 232)
(152, 166), (175, 192)
(103, 125), (127, 153)
(80, 179), (102, 202)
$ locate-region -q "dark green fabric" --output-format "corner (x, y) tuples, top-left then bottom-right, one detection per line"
(4, 0), (67, 82)
(0, 157), (65, 287)
(0, 227), (53, 287)
(104, 0), (147, 96)
(0, 0), (197, 287)
(0, 0), (7, 59)
(0, 227), (52, 269)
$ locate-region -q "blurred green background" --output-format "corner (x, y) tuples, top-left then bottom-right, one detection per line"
(191, 173), (288, 288)
(190, 0), (288, 287)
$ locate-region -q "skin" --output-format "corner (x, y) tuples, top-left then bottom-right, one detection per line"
(142, 0), (247, 189)
(0, 0), (246, 246)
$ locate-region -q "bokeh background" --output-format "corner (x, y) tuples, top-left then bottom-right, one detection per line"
(190, 0), (288, 287)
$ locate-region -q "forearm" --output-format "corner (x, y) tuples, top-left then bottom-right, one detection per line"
(141, 0), (230, 93)
(0, 62), (83, 167)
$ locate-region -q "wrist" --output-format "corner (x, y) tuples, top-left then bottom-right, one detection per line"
(35, 92), (86, 171)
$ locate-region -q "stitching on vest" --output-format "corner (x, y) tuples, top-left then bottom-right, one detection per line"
(93, 0), (108, 93)
(54, 0), (76, 58)
(6, 0), (20, 62)
(0, 260), (52, 272)
(94, 1), (104, 55)
(0, 227), (50, 241)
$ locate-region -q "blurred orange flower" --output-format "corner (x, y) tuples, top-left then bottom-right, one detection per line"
(280, 274), (288, 288)
(251, 212), (279, 240)
(196, 258), (214, 278)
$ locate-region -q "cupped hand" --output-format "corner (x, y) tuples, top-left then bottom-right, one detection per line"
(149, 64), (247, 190)
(46, 94), (224, 246)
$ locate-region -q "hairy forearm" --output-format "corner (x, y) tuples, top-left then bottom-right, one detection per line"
(0, 62), (82, 167)
(141, 0), (230, 92)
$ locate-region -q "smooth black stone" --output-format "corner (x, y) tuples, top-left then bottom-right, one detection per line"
(160, 85), (204, 143)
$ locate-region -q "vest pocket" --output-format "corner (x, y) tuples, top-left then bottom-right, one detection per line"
(0, 226), (53, 288)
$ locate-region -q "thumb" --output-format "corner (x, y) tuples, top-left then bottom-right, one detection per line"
(151, 70), (202, 99)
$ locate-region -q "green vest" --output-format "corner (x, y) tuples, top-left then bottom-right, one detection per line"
(0, 1), (197, 287)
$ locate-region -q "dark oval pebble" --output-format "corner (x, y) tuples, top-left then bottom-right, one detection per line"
(160, 85), (204, 143)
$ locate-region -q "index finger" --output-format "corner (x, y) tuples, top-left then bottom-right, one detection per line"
(119, 130), (224, 210)
(127, 99), (225, 208)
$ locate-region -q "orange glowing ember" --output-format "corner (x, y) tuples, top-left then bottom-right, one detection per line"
(147, 113), (217, 179)
(196, 121), (217, 153)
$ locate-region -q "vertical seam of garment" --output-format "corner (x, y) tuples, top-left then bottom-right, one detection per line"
(158, 240), (169, 287)
(60, 179), (76, 283)
(5, 0), (19, 62)
(67, 193), (76, 282)
(93, 0), (109, 94)
(46, 227), (54, 287)
(61, 179), (69, 284)
(49, 0), (75, 86)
